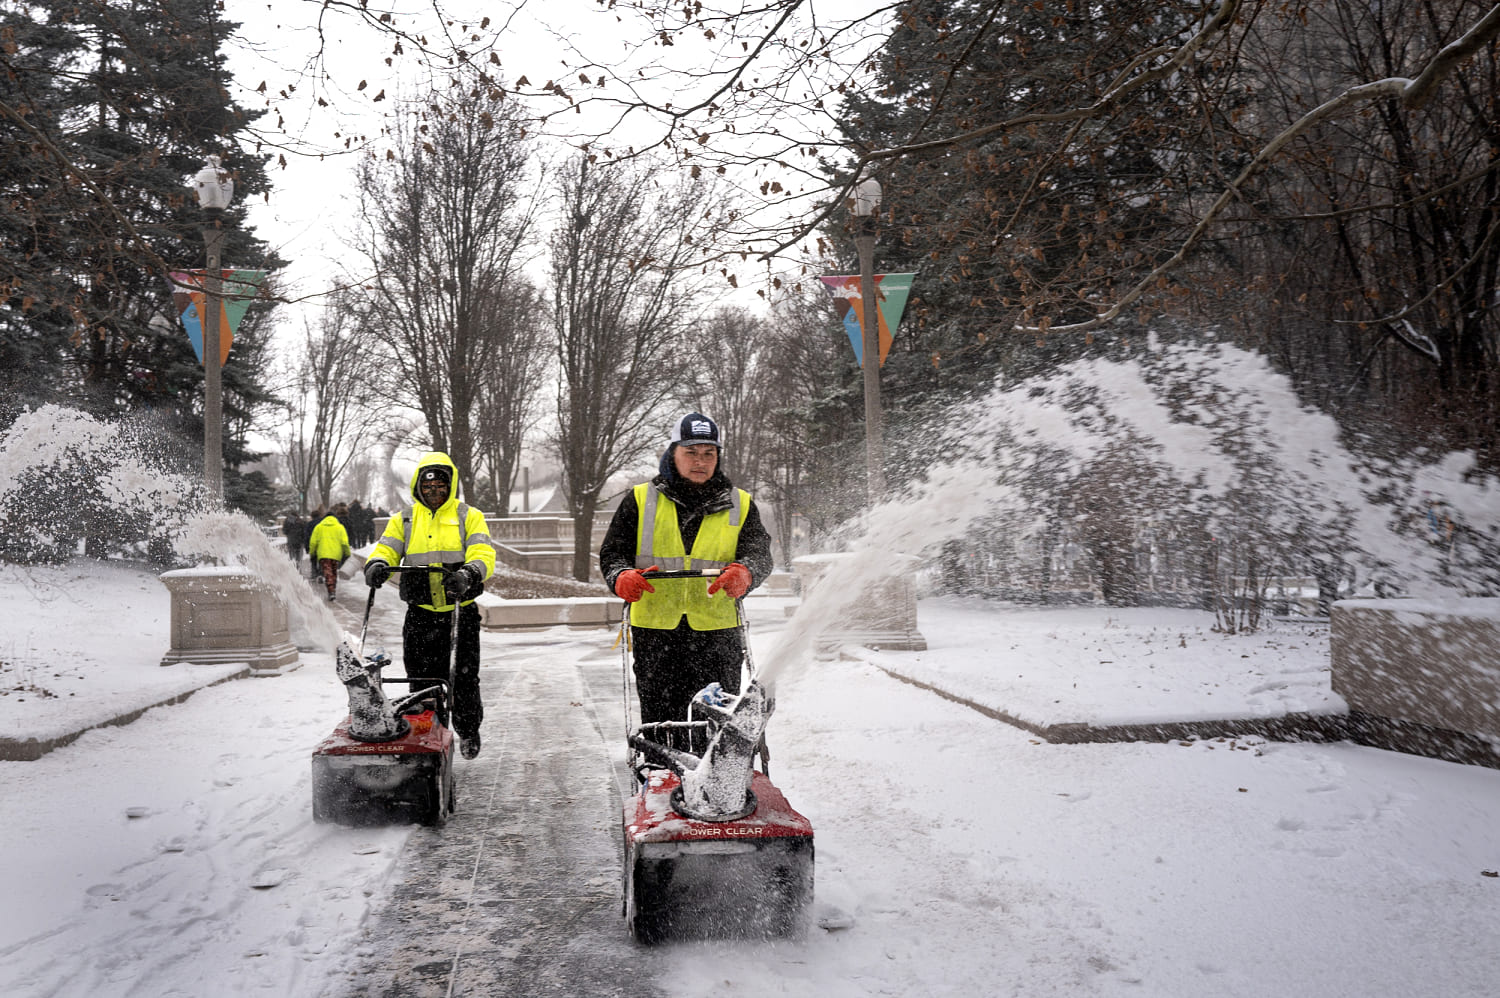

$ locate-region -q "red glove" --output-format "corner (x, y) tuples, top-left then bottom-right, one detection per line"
(707, 562), (751, 600)
(614, 567), (658, 602)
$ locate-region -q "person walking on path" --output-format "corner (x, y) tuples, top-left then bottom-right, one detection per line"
(362, 452), (496, 760)
(306, 506), (327, 579)
(347, 500), (369, 547)
(281, 512), (305, 565)
(307, 509), (351, 601)
(360, 501), (378, 547)
(598, 412), (773, 726)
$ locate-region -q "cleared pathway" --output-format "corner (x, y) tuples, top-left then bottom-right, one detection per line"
(339, 603), (667, 998)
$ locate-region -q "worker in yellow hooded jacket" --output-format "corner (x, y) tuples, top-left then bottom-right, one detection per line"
(363, 452), (496, 759)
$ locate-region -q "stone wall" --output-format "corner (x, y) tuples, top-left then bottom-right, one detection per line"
(1330, 597), (1500, 761)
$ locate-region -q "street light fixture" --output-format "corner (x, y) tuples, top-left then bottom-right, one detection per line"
(192, 155), (234, 498)
(851, 176), (885, 499)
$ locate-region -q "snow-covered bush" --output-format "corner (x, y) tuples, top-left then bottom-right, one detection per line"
(918, 337), (1499, 617)
(0, 406), (199, 565)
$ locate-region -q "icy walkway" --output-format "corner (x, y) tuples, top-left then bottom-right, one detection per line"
(327, 630), (664, 997)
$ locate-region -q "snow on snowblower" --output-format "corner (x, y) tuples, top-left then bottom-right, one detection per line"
(311, 568), (458, 827)
(620, 571), (813, 945)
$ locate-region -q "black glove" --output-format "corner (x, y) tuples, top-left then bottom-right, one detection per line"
(364, 561), (391, 588)
(442, 565), (476, 599)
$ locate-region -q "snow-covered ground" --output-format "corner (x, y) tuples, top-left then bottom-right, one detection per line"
(3, 559), (1499, 997)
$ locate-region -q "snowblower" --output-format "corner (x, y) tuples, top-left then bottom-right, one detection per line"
(311, 567), (459, 827)
(620, 570), (814, 945)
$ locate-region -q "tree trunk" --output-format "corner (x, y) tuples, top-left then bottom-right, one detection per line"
(571, 494), (598, 582)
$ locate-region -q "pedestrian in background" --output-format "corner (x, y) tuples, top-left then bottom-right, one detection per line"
(347, 500), (368, 547)
(307, 509), (351, 601)
(281, 512), (305, 565)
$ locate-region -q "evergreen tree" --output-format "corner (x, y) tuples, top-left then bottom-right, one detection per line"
(0, 0), (283, 489)
(829, 1), (1246, 400)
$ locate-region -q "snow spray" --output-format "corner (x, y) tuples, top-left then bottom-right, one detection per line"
(0, 405), (342, 650)
(756, 338), (1498, 686)
(173, 512), (343, 649)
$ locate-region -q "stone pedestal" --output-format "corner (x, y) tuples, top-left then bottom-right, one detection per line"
(159, 567), (301, 675)
(1331, 597), (1500, 762)
(792, 553), (926, 654)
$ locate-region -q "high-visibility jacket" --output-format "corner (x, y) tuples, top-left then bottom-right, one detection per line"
(629, 482), (750, 631)
(307, 515), (350, 562)
(366, 452), (496, 612)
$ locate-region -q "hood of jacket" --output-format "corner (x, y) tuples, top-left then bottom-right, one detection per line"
(409, 451), (461, 512)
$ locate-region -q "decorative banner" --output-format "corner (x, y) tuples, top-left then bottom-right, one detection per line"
(818, 272), (917, 368)
(169, 269), (266, 365)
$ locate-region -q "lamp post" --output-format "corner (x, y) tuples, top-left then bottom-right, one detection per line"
(851, 176), (885, 499)
(192, 155), (234, 498)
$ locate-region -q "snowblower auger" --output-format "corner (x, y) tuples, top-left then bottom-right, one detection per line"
(311, 567), (460, 827)
(618, 571), (814, 945)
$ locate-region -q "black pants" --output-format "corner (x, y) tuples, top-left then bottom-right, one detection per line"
(631, 620), (744, 725)
(402, 602), (483, 740)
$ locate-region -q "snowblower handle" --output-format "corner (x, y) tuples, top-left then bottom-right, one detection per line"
(357, 583), (379, 657)
(643, 569), (722, 580)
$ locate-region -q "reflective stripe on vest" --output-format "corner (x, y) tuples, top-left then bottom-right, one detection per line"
(631, 483), (749, 631)
(399, 503), (475, 609)
(397, 502), (474, 564)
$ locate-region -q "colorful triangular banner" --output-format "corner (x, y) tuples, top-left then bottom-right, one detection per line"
(169, 269), (267, 365)
(818, 272), (916, 367)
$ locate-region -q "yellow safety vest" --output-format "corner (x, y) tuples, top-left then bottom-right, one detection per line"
(630, 482), (750, 631)
(368, 501), (495, 611)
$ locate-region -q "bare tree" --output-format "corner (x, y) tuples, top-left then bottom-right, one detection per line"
(749, 284), (866, 562)
(688, 307), (778, 492)
(472, 277), (550, 514)
(273, 291), (387, 511)
(497, 3), (1500, 321)
(550, 156), (709, 580)
(352, 89), (542, 497)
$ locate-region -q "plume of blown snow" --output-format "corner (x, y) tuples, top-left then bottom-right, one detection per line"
(0, 405), (345, 651)
(758, 460), (1018, 685)
(174, 511), (344, 650)
(0, 406), (186, 512)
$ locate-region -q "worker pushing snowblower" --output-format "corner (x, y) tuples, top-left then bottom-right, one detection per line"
(599, 412), (810, 944)
(313, 452), (494, 827)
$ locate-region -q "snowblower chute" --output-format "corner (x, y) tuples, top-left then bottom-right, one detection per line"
(619, 572), (813, 944)
(311, 569), (458, 827)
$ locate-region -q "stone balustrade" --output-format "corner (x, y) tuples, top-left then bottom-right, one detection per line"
(372, 514), (586, 578)
(477, 595), (622, 632)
